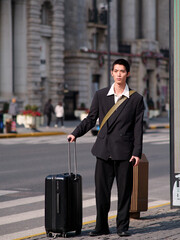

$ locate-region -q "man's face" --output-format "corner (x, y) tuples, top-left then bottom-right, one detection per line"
(111, 64), (130, 86)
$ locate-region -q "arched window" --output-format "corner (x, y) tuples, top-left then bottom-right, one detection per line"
(40, 1), (52, 25)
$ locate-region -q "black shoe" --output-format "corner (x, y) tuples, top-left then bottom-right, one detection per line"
(117, 231), (131, 237)
(89, 229), (110, 237)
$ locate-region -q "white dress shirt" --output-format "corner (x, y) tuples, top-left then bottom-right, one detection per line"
(107, 83), (130, 103)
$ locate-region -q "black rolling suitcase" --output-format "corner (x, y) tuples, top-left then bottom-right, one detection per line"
(45, 141), (82, 238)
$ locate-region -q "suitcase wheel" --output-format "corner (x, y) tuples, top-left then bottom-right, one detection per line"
(62, 232), (67, 238)
(76, 229), (81, 235)
(46, 232), (53, 238)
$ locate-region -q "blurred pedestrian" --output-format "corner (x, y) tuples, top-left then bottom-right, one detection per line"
(44, 99), (55, 127)
(54, 102), (64, 127)
(8, 98), (18, 122)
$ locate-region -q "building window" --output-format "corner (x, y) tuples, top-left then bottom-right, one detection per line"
(40, 1), (52, 25)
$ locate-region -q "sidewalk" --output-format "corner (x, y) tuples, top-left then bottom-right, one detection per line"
(148, 116), (170, 130)
(18, 204), (180, 240)
(0, 116), (169, 138)
(0, 120), (81, 138)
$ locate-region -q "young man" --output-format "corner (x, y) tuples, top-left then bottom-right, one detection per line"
(67, 59), (144, 237)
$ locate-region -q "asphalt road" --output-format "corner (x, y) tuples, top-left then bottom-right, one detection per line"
(1, 128), (169, 197)
(0, 128), (170, 239)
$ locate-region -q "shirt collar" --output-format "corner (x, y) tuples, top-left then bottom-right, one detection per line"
(107, 83), (130, 98)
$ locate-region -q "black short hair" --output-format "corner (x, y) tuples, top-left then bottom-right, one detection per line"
(111, 59), (130, 73)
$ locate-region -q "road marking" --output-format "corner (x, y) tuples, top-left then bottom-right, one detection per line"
(0, 209), (44, 225)
(10, 211), (117, 240)
(83, 210), (117, 224)
(0, 190), (19, 196)
(83, 196), (118, 208)
(0, 198), (170, 240)
(143, 137), (169, 143)
(0, 194), (116, 210)
(151, 141), (169, 145)
(148, 202), (170, 209)
(11, 201), (170, 240)
(148, 200), (170, 208)
(0, 196), (118, 226)
(0, 195), (44, 209)
(1, 227), (45, 240)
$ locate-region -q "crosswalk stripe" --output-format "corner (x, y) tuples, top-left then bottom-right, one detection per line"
(83, 210), (117, 224)
(0, 196), (118, 226)
(0, 194), (117, 211)
(148, 200), (169, 208)
(0, 194), (170, 240)
(151, 141), (169, 145)
(0, 195), (117, 209)
(1, 210), (118, 240)
(0, 195), (44, 209)
(83, 196), (118, 208)
(0, 201), (170, 240)
(143, 138), (169, 143)
(0, 190), (19, 196)
(0, 209), (44, 225)
(0, 227), (45, 240)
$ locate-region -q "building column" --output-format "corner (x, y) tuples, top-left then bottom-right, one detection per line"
(110, 0), (118, 52)
(156, 0), (169, 49)
(13, 0), (27, 98)
(121, 0), (136, 43)
(27, 0), (41, 105)
(0, 0), (13, 99)
(50, 0), (65, 102)
(142, 0), (156, 41)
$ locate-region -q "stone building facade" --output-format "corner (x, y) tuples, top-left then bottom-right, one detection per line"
(0, 0), (169, 118)
(0, 0), (64, 111)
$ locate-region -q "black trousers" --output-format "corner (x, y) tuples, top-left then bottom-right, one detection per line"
(95, 158), (133, 232)
(56, 117), (64, 126)
(46, 114), (52, 126)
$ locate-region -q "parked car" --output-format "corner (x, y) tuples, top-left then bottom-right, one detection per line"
(91, 98), (149, 136)
(91, 119), (100, 136)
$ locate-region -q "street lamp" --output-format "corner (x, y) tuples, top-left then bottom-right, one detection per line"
(107, 0), (111, 87)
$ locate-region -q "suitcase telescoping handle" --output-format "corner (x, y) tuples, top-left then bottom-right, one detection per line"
(68, 138), (77, 178)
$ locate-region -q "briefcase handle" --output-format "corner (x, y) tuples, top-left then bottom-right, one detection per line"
(68, 138), (77, 177)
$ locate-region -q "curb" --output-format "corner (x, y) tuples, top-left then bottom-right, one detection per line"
(149, 124), (169, 129)
(0, 131), (66, 138)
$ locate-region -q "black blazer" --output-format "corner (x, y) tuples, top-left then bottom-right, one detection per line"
(72, 87), (144, 161)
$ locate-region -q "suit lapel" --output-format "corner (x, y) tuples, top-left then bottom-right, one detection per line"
(106, 94), (114, 110)
(106, 88), (134, 128)
(98, 94), (114, 137)
(107, 97), (129, 129)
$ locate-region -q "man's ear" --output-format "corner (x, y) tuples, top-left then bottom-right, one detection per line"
(127, 72), (130, 77)
(111, 70), (113, 77)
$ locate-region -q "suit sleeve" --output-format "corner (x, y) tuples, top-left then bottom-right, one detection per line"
(132, 96), (145, 158)
(71, 92), (99, 138)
